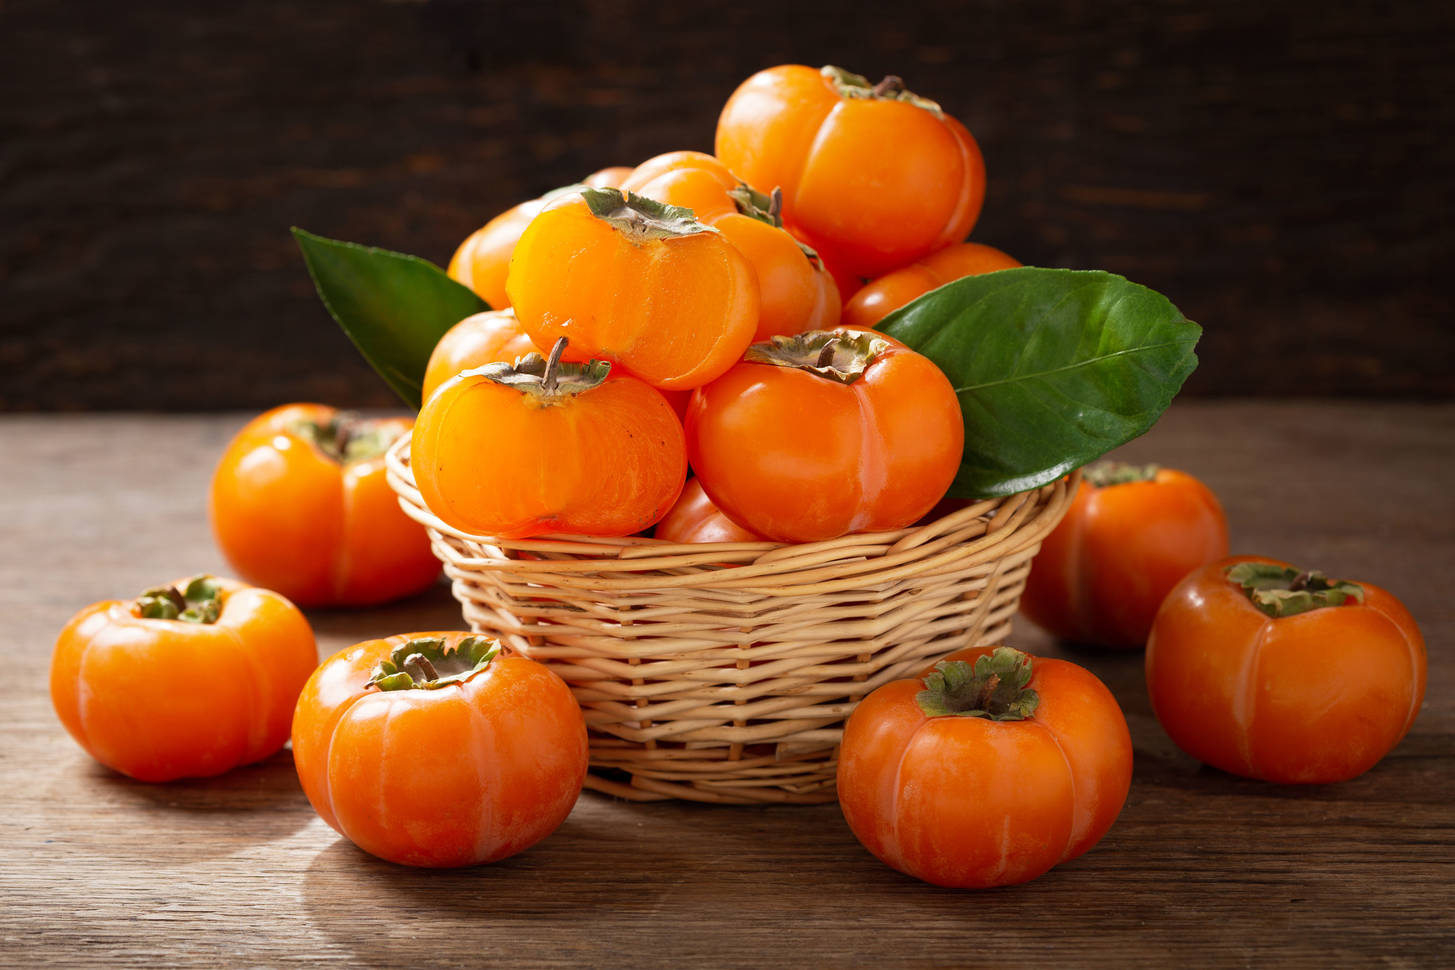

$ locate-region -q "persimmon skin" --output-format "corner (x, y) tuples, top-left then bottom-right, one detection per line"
(1020, 467), (1229, 649)
(507, 193), (760, 391)
(210, 404), (440, 607)
(653, 478), (765, 544)
(50, 578), (317, 782)
(422, 308), (542, 402)
(620, 150), (841, 341)
(1146, 557), (1427, 784)
(686, 331), (963, 543)
(843, 242), (1021, 330)
(838, 646), (1132, 889)
(412, 369), (687, 539)
(448, 166), (629, 309)
(716, 65), (985, 279)
(291, 631), (588, 868)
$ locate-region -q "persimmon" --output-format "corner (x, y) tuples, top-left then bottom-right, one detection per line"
(507, 188), (759, 390)
(448, 166), (630, 308)
(686, 329), (963, 542)
(1020, 461), (1228, 649)
(422, 307), (541, 402)
(292, 631), (587, 867)
(412, 338), (687, 538)
(1147, 557), (1426, 783)
(211, 405), (440, 606)
(838, 646), (1132, 888)
(653, 478), (765, 544)
(51, 575), (317, 782)
(716, 64), (985, 278)
(842, 241), (1021, 330)
(619, 150), (840, 341)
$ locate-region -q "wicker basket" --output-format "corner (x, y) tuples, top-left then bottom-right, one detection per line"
(386, 437), (1076, 804)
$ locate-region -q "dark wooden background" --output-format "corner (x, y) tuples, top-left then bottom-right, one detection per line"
(3, 0), (1452, 410)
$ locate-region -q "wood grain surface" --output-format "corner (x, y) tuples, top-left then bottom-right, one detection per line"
(1, 402), (1451, 968)
(3, 1), (1453, 408)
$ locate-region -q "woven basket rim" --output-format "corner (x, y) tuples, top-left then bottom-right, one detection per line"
(384, 435), (1074, 577)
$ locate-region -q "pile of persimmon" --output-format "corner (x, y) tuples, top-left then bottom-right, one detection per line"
(419, 64), (1029, 545)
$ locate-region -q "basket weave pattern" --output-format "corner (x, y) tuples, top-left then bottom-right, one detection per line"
(387, 437), (1075, 804)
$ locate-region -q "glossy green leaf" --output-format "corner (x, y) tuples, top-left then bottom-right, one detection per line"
(292, 227), (489, 408)
(879, 267), (1200, 498)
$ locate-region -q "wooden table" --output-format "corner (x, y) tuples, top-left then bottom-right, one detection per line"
(3, 402), (1451, 968)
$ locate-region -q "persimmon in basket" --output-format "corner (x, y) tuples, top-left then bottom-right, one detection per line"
(507, 187), (759, 390)
(686, 328), (963, 543)
(412, 337), (687, 539)
(716, 64), (985, 279)
(618, 150), (840, 341)
(422, 307), (541, 402)
(843, 241), (1021, 330)
(448, 165), (630, 309)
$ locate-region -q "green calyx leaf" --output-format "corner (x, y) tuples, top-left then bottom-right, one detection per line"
(292, 227), (490, 409)
(470, 336), (611, 403)
(580, 187), (717, 242)
(729, 183), (782, 227)
(1225, 562), (1366, 618)
(916, 647), (1039, 720)
(366, 635), (501, 692)
(1084, 460), (1161, 488)
(879, 267), (1200, 498)
(743, 329), (890, 384)
(728, 183), (820, 263)
(820, 65), (944, 116)
(291, 412), (406, 463)
(135, 575), (224, 624)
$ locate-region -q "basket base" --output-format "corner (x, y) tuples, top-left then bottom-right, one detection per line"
(584, 767), (837, 805)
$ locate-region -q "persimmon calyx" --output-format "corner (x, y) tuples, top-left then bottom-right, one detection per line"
(1226, 562), (1365, 618)
(744, 329), (890, 384)
(729, 183), (783, 227)
(730, 182), (822, 263)
(471, 337), (610, 403)
(1084, 460), (1160, 487)
(135, 575), (224, 624)
(916, 647), (1039, 720)
(367, 635), (500, 691)
(820, 65), (944, 117)
(580, 187), (717, 242)
(292, 412), (403, 463)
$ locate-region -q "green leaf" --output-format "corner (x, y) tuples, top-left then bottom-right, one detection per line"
(291, 227), (489, 408)
(879, 267), (1200, 498)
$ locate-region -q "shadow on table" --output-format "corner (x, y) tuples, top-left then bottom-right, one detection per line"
(302, 581), (468, 645)
(42, 748), (315, 862)
(297, 793), (1095, 969)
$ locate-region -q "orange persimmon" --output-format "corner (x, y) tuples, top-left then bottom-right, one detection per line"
(51, 575), (317, 782)
(1147, 557), (1426, 783)
(653, 478), (766, 544)
(686, 329), (963, 542)
(291, 631), (587, 867)
(1020, 461), (1228, 650)
(422, 307), (541, 402)
(842, 242), (1021, 330)
(619, 150), (840, 341)
(448, 166), (630, 309)
(506, 188), (759, 390)
(838, 646), (1132, 888)
(211, 405), (440, 606)
(412, 338), (687, 538)
(716, 65), (985, 279)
